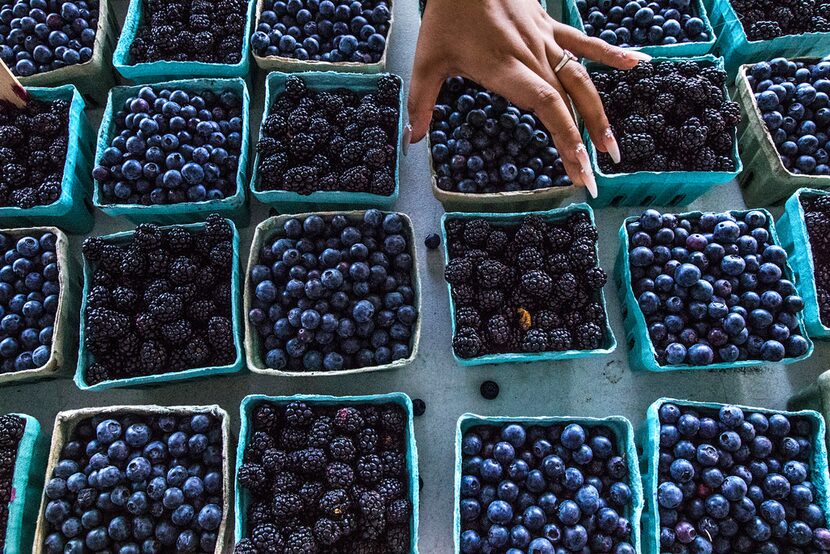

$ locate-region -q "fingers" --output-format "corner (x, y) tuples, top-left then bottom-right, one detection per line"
(406, 42), (446, 144)
(553, 22), (651, 70)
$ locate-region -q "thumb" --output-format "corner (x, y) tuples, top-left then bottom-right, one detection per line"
(407, 51), (445, 144)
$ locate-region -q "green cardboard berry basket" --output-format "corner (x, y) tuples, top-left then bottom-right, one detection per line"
(441, 203), (617, 366)
(74, 219), (244, 391)
(32, 405), (230, 554)
(0, 85), (94, 235)
(18, 0), (117, 105)
(615, 208), (814, 371)
(640, 397), (830, 554)
(235, 393), (419, 551)
(454, 413), (643, 554)
(244, 211), (421, 376)
(585, 55), (742, 208)
(0, 228), (81, 387)
(790, 371), (830, 433)
(3, 414), (46, 554)
(776, 188), (830, 338)
(563, 0), (716, 58)
(112, 0), (255, 83)
(92, 78), (250, 225)
(252, 0), (393, 73)
(250, 71), (402, 211)
(734, 60), (830, 207)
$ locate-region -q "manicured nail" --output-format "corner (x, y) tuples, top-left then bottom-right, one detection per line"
(626, 50), (652, 62)
(402, 124), (412, 155)
(604, 128), (621, 164)
(575, 144), (597, 198)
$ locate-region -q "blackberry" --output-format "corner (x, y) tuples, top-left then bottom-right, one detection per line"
(329, 437), (356, 462)
(319, 489), (351, 518)
(569, 242), (597, 271)
(313, 518), (342, 546)
(455, 307), (481, 329)
(453, 327), (482, 358)
(444, 257), (473, 285)
(619, 133), (655, 162)
(575, 322), (604, 349)
(521, 328), (549, 352)
(585, 267), (608, 290)
(340, 165), (372, 192)
(379, 407), (405, 434)
(182, 337), (210, 366)
(377, 478), (404, 503)
(749, 20), (784, 38)
(238, 463), (268, 491)
(517, 247), (545, 270)
(476, 259), (506, 288)
(285, 527), (317, 554)
(139, 340), (167, 374)
(486, 314), (512, 345)
(273, 493), (305, 522)
(385, 525), (410, 554)
(86, 308), (129, 340)
(0, 416), (24, 448)
(272, 470), (301, 493)
(552, 273), (578, 302)
(520, 270), (553, 297)
(356, 455), (384, 484)
(386, 499), (410, 526)
(357, 428), (379, 453)
(549, 328), (573, 350)
(149, 292), (183, 323)
(234, 539), (259, 554)
(546, 227), (572, 252)
(326, 462), (355, 488)
(486, 230), (509, 255)
(464, 220), (491, 247)
(251, 523), (284, 552)
(334, 407), (364, 434)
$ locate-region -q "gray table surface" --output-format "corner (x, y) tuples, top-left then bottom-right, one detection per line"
(2, 0), (828, 551)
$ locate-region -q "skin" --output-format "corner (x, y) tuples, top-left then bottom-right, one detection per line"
(407, 0), (652, 196)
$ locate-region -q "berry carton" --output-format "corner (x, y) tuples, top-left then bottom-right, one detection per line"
(3, 414), (46, 554)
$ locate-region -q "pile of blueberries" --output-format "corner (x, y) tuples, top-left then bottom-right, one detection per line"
(250, 0), (391, 63)
(430, 77), (569, 194)
(576, 0), (710, 48)
(0, 414), (25, 550)
(459, 422), (636, 554)
(626, 209), (810, 366)
(41, 411), (225, 553)
(802, 193), (830, 325)
(655, 402), (830, 552)
(748, 57), (830, 176)
(0, 232), (60, 374)
(0, 0), (99, 77)
(92, 86), (243, 206)
(248, 211), (418, 373)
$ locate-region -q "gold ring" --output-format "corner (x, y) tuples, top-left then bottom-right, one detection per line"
(554, 50), (577, 74)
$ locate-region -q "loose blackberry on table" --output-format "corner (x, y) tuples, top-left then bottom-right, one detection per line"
(728, 0), (830, 40)
(0, 231), (60, 374)
(81, 214), (236, 384)
(430, 77), (569, 194)
(626, 209), (809, 366)
(248, 210), (418, 372)
(748, 57), (830, 176)
(0, 414), (24, 551)
(250, 0), (391, 63)
(590, 61), (740, 173)
(256, 74), (400, 196)
(444, 213), (609, 359)
(801, 194), (830, 325)
(576, 0), (710, 47)
(92, 86), (243, 206)
(459, 421), (636, 553)
(41, 411), (224, 553)
(654, 402), (830, 553)
(0, 0), (99, 77)
(234, 401), (413, 553)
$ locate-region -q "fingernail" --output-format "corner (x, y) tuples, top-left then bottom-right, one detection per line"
(402, 124), (412, 155)
(604, 128), (621, 164)
(627, 50), (652, 62)
(575, 144), (597, 199)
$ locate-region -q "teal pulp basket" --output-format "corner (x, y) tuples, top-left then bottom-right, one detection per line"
(92, 78), (250, 225)
(250, 71), (402, 211)
(615, 208), (814, 371)
(74, 219), (244, 391)
(441, 203), (617, 366)
(235, 393), (420, 551)
(4, 414), (45, 554)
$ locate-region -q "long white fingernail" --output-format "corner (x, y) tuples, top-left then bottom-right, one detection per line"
(605, 129), (621, 164)
(402, 124), (412, 155)
(576, 144), (597, 198)
(627, 50), (652, 62)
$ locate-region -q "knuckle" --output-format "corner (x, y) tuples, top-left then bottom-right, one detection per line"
(533, 85), (561, 108)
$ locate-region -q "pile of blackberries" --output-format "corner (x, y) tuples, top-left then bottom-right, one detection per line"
(430, 77), (569, 194)
(0, 414), (24, 550)
(129, 0), (247, 64)
(0, 98), (69, 208)
(250, 0), (391, 63)
(655, 402), (830, 552)
(41, 411), (224, 553)
(801, 194), (830, 325)
(459, 422), (636, 553)
(234, 400), (412, 553)
(0, 0), (99, 77)
(626, 209), (810, 366)
(256, 74), (400, 196)
(249, 211), (418, 373)
(0, 232), (60, 374)
(444, 213), (609, 359)
(92, 86), (243, 206)
(590, 60), (740, 173)
(749, 57), (830, 176)
(80, 215), (237, 385)
(576, 0), (710, 47)
(730, 0), (830, 40)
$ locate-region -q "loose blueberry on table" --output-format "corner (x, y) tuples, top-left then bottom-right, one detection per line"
(576, 0), (709, 48)
(129, 0), (247, 64)
(430, 77), (569, 194)
(250, 0), (391, 63)
(0, 98), (69, 208)
(256, 74), (400, 196)
(80, 215), (236, 385)
(41, 412), (224, 553)
(0, 231), (60, 374)
(0, 414), (25, 550)
(249, 210), (418, 372)
(627, 209), (810, 366)
(655, 402), (830, 553)
(591, 61), (740, 173)
(728, 0), (830, 40)
(459, 422), (636, 553)
(92, 86), (243, 205)
(234, 401), (412, 553)
(748, 57), (830, 176)
(802, 194), (830, 325)
(445, 213), (608, 359)
(0, 0), (99, 77)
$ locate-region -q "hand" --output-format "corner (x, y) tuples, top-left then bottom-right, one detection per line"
(407, 0), (651, 196)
